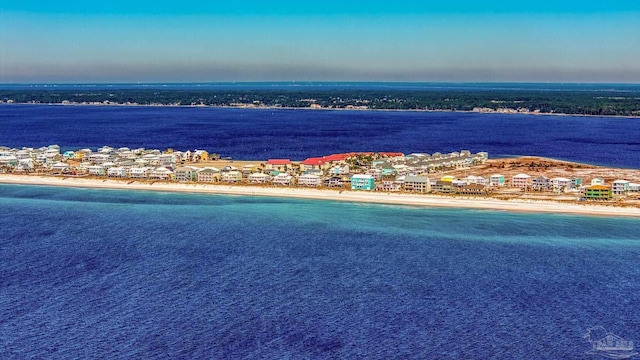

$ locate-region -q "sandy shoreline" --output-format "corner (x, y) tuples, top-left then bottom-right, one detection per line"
(2, 174), (640, 218)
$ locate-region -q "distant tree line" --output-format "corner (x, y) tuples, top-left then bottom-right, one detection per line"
(1, 88), (639, 116)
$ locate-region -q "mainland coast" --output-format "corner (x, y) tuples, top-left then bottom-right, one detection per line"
(2, 173), (640, 218)
(3, 101), (640, 119)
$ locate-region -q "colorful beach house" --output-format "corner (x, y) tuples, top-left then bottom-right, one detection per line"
(489, 174), (505, 187)
(351, 174), (375, 190)
(584, 185), (612, 200)
(512, 174), (532, 188)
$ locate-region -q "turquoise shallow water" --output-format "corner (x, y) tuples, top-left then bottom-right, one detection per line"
(1, 184), (640, 359)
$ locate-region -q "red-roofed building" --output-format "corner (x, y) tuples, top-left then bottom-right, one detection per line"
(378, 152), (404, 158)
(266, 159), (292, 172)
(300, 157), (328, 171)
(323, 153), (351, 162)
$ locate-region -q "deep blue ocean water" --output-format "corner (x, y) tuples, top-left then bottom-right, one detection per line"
(1, 105), (639, 167)
(2, 102), (640, 358)
(1, 184), (640, 359)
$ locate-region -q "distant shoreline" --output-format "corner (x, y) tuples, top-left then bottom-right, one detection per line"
(1, 102), (639, 119)
(2, 174), (640, 218)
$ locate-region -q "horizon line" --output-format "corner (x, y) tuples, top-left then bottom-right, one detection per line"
(2, 81), (640, 86)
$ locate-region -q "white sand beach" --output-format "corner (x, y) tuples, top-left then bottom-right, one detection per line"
(2, 174), (640, 218)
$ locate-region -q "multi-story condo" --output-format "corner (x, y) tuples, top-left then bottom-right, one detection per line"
(404, 175), (430, 193)
(531, 176), (550, 191)
(584, 185), (612, 200)
(351, 174), (375, 190)
(489, 174), (505, 187)
(612, 180), (630, 195)
(512, 174), (532, 188)
(196, 168), (220, 183)
(297, 174), (322, 187)
(174, 166), (198, 182)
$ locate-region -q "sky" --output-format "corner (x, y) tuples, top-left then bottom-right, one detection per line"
(1, 1), (639, 83)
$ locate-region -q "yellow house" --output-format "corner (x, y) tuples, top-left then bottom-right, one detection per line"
(194, 150), (209, 161)
(73, 152), (85, 160)
(441, 175), (456, 182)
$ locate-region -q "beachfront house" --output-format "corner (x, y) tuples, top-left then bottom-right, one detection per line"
(531, 176), (550, 191)
(550, 177), (572, 192)
(18, 159), (34, 172)
(174, 166), (198, 182)
(489, 174), (505, 187)
(324, 176), (345, 188)
(457, 184), (487, 195)
(248, 172), (271, 184)
(128, 167), (151, 179)
(403, 175), (431, 193)
(584, 185), (612, 200)
(628, 183), (640, 193)
(512, 174), (532, 189)
(612, 180), (630, 195)
(196, 167), (220, 183)
(376, 180), (401, 192)
(351, 174), (375, 191)
(591, 178), (605, 186)
(432, 180), (455, 194)
(221, 171), (242, 183)
(272, 173), (293, 186)
(107, 166), (128, 178)
(150, 167), (174, 181)
(297, 174), (322, 187)
(87, 165), (106, 176)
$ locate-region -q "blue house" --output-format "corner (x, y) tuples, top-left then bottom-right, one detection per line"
(351, 174), (375, 190)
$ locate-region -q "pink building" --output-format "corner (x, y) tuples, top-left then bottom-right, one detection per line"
(512, 173), (532, 188)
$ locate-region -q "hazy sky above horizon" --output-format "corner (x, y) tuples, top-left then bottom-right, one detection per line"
(1, 1), (639, 83)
